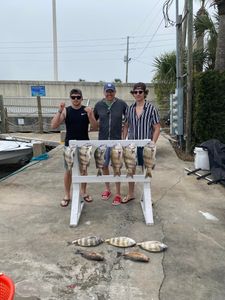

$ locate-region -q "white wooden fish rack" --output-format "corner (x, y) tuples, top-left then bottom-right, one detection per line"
(69, 139), (154, 227)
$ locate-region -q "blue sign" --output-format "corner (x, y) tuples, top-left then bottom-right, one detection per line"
(31, 86), (46, 97)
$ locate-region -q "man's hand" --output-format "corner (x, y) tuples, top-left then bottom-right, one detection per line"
(59, 102), (66, 112)
(84, 106), (93, 117)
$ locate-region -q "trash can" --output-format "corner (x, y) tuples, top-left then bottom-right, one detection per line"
(194, 147), (210, 170)
(0, 273), (15, 300)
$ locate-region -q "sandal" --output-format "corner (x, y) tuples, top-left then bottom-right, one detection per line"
(101, 190), (112, 201)
(112, 194), (122, 206)
(60, 198), (71, 207)
(82, 194), (93, 203)
(121, 195), (135, 204)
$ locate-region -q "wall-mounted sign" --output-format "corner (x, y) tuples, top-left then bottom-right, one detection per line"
(31, 85), (46, 97)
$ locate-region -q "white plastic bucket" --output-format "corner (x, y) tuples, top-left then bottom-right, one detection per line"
(194, 147), (210, 170)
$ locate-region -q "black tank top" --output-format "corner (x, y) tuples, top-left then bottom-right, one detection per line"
(65, 105), (89, 146)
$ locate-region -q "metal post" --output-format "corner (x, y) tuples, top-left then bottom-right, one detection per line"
(186, 0), (193, 154)
(52, 0), (58, 81)
(176, 0), (184, 145)
(37, 96), (44, 133)
(0, 95), (6, 133)
(125, 36), (130, 83)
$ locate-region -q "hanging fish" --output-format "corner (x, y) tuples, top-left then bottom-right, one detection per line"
(143, 143), (156, 178)
(137, 241), (168, 253)
(117, 251), (149, 262)
(75, 249), (104, 261)
(78, 144), (92, 175)
(63, 146), (76, 171)
(123, 143), (137, 178)
(105, 237), (136, 248)
(110, 143), (123, 176)
(94, 144), (107, 176)
(69, 236), (104, 247)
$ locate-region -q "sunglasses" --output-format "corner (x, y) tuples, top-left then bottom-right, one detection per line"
(105, 90), (115, 93)
(71, 95), (82, 100)
(133, 90), (144, 95)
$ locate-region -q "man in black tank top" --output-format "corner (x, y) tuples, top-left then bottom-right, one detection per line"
(51, 88), (97, 207)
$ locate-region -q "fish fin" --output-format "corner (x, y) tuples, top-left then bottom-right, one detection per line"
(75, 249), (82, 255)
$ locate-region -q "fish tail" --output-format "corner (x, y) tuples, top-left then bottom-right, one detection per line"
(67, 241), (72, 246)
(145, 169), (152, 178)
(71, 240), (78, 245)
(97, 169), (102, 176)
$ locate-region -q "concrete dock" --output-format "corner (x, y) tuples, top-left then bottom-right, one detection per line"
(0, 132), (225, 300)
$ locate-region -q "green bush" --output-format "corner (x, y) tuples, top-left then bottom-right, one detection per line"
(192, 70), (225, 146)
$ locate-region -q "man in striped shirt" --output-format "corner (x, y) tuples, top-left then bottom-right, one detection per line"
(122, 82), (160, 203)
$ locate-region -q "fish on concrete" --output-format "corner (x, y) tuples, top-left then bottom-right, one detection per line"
(143, 143), (156, 178)
(117, 251), (149, 262)
(137, 241), (168, 253)
(123, 143), (137, 178)
(78, 144), (92, 175)
(105, 237), (136, 248)
(75, 249), (104, 261)
(94, 144), (107, 176)
(70, 236), (104, 247)
(63, 146), (76, 171)
(110, 143), (123, 176)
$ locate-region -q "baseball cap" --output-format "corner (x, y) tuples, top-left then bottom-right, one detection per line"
(70, 88), (82, 97)
(104, 83), (116, 92)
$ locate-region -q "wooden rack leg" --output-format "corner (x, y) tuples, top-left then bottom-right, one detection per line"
(70, 183), (84, 227)
(140, 182), (154, 225)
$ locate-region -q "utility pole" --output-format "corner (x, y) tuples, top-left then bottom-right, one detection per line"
(175, 0), (184, 146)
(186, 0), (193, 154)
(52, 0), (58, 81)
(124, 36), (131, 83)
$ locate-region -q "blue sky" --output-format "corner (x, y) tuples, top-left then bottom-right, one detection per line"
(0, 0), (202, 83)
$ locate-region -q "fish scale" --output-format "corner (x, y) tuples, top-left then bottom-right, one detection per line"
(105, 236), (136, 248)
(137, 241), (168, 252)
(71, 236), (103, 247)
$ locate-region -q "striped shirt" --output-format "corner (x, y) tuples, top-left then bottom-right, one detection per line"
(126, 101), (160, 140)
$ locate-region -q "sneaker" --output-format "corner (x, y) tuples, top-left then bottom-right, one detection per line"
(101, 190), (112, 201)
(112, 194), (122, 206)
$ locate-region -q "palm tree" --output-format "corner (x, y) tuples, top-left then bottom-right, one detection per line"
(152, 51), (176, 109)
(194, 5), (218, 70)
(213, 0), (225, 71)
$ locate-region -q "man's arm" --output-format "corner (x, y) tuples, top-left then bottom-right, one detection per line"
(152, 123), (161, 144)
(51, 102), (66, 129)
(84, 107), (98, 131)
(122, 122), (128, 139)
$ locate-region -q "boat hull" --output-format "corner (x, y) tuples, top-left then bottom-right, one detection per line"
(0, 140), (33, 165)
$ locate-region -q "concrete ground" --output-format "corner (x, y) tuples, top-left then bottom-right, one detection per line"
(0, 132), (225, 300)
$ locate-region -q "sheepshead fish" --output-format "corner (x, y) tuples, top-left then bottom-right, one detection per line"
(110, 143), (123, 176)
(75, 249), (104, 261)
(78, 144), (92, 175)
(137, 241), (168, 253)
(70, 236), (104, 247)
(117, 251), (149, 262)
(94, 145), (107, 176)
(143, 143), (156, 178)
(105, 237), (136, 248)
(123, 143), (137, 178)
(63, 146), (76, 171)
